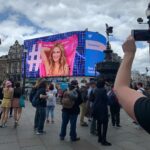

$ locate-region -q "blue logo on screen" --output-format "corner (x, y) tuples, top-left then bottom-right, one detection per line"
(85, 31), (106, 76)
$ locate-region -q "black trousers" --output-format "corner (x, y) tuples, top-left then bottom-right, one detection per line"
(34, 107), (46, 132)
(110, 105), (120, 126)
(97, 119), (108, 142)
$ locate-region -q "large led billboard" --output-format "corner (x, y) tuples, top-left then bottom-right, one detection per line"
(23, 31), (106, 78)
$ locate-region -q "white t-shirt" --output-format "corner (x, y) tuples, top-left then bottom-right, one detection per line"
(137, 87), (145, 94)
(46, 89), (57, 106)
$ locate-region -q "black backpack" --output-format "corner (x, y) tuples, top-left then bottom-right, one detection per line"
(29, 88), (37, 103)
(31, 88), (45, 107)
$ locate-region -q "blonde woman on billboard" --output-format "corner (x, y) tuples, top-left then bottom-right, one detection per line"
(41, 43), (69, 77)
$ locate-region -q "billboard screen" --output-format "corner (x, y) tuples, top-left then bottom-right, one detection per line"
(24, 31), (106, 78)
(85, 31), (106, 76)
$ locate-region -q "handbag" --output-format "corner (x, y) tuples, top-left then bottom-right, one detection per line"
(19, 95), (25, 107)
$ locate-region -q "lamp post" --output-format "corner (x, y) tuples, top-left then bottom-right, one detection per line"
(22, 48), (27, 95)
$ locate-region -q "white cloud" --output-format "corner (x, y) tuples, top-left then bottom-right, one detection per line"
(0, 0), (150, 73)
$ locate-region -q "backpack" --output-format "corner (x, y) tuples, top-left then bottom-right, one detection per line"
(62, 89), (78, 109)
(31, 89), (43, 107)
(29, 88), (37, 103)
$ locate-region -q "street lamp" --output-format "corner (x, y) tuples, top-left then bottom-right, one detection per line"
(22, 48), (27, 95)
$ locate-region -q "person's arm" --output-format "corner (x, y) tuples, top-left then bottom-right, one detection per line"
(40, 47), (51, 75)
(39, 88), (48, 100)
(64, 64), (69, 76)
(114, 36), (145, 121)
(40, 94), (47, 99)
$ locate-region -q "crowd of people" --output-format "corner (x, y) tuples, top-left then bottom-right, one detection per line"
(0, 81), (24, 128)
(0, 76), (147, 146)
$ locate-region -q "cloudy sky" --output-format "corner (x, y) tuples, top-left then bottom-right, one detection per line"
(0, 0), (150, 74)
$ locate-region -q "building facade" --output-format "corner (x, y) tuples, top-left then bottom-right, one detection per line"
(131, 70), (150, 88)
(0, 55), (8, 83)
(7, 40), (23, 82)
(0, 40), (23, 83)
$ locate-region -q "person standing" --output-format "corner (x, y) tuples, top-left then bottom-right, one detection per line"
(59, 80), (82, 141)
(0, 81), (14, 128)
(34, 80), (48, 135)
(108, 87), (121, 127)
(80, 84), (88, 127)
(89, 81), (97, 135)
(92, 80), (111, 146)
(46, 83), (57, 123)
(12, 82), (23, 128)
(9, 81), (14, 118)
(0, 83), (4, 119)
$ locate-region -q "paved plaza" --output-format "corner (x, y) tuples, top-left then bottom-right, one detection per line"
(0, 101), (150, 150)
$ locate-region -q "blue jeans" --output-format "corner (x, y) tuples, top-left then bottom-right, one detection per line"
(60, 111), (78, 140)
(34, 107), (46, 132)
(46, 105), (55, 120)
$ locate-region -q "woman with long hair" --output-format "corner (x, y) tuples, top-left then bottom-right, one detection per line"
(12, 82), (22, 128)
(0, 80), (14, 128)
(41, 43), (69, 76)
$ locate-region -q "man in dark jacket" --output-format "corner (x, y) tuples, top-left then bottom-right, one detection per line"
(34, 80), (47, 135)
(92, 80), (111, 146)
(60, 80), (82, 142)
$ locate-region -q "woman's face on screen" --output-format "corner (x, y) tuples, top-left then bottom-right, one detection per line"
(52, 47), (61, 63)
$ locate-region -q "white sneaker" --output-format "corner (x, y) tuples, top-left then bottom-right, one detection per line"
(36, 131), (46, 135)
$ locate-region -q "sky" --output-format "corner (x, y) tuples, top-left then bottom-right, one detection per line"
(0, 0), (150, 74)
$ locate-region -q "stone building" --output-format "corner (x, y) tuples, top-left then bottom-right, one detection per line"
(7, 40), (23, 82)
(0, 55), (8, 83)
(131, 70), (150, 88)
(0, 40), (23, 83)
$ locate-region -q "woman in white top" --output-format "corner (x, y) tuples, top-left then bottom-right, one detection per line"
(46, 83), (57, 123)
